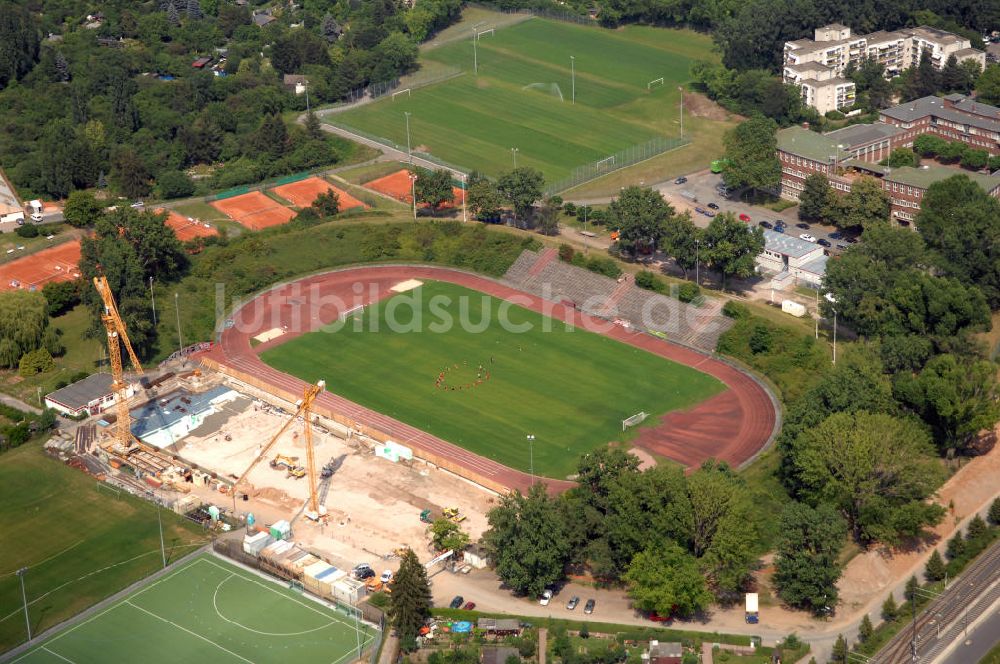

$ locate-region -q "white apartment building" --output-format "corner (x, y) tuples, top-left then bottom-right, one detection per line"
(784, 24), (986, 112)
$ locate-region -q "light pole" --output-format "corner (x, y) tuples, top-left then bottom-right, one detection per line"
(409, 173), (418, 220)
(149, 276), (157, 326)
(695, 238), (700, 286)
(149, 491), (167, 568)
(174, 292), (183, 352)
(825, 292), (837, 364)
(570, 56), (575, 104)
(16, 567), (30, 641)
(526, 434), (535, 481)
(511, 147), (519, 169)
(404, 112), (412, 165)
(473, 30), (478, 74)
(679, 86), (684, 139)
(461, 173), (468, 223)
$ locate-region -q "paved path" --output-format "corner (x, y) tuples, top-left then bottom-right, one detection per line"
(0, 393), (41, 415)
(319, 123), (466, 178)
(538, 628), (547, 664)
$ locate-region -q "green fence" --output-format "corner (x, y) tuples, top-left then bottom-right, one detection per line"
(271, 171), (313, 187)
(208, 185), (250, 201)
(546, 135), (690, 195)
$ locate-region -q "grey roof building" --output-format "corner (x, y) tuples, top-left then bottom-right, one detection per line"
(45, 373), (138, 417)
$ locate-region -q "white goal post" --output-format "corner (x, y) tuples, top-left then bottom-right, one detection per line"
(622, 411), (648, 431)
(475, 27), (495, 40)
(647, 77), (664, 90)
(597, 155), (616, 170)
(392, 88), (411, 100)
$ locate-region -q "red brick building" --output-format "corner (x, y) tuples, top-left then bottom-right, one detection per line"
(879, 94), (1000, 155)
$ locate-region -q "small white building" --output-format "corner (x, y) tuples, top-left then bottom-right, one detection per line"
(44, 372), (138, 417)
(464, 542), (491, 569)
(756, 230), (828, 288)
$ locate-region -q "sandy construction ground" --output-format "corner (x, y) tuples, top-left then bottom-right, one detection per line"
(175, 395), (494, 571)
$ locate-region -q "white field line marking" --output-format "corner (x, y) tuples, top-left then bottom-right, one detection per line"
(41, 647), (77, 663)
(125, 601), (255, 664)
(211, 574), (338, 637)
(198, 558), (361, 633)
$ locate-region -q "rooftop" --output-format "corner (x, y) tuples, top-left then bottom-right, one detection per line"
(798, 254), (829, 276)
(881, 95), (1000, 135)
(826, 122), (903, 146)
(908, 26), (966, 45)
(864, 30), (907, 44)
(477, 618), (520, 631)
(46, 373), (116, 411)
(954, 47), (985, 58)
(764, 229), (825, 259)
(884, 165), (1000, 191)
(130, 385), (234, 440)
(482, 647), (520, 664)
(776, 126), (839, 163)
(649, 642), (684, 658)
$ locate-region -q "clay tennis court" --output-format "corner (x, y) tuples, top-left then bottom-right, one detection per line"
(156, 209), (219, 242)
(0, 240), (81, 292)
(363, 169), (464, 208)
(209, 191), (296, 231)
(270, 177), (367, 211)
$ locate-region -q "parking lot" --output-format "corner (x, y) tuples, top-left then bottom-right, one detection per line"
(655, 171), (858, 253)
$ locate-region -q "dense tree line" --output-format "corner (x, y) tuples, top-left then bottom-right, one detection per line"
(0, 0), (463, 200)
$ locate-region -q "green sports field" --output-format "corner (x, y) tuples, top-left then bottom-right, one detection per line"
(260, 281), (724, 478)
(332, 18), (715, 179)
(11, 555), (376, 664)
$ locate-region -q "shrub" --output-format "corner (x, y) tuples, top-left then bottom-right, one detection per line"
(558, 243), (575, 263)
(157, 170), (196, 199)
(748, 322), (774, 354)
(825, 110), (845, 120)
(783, 634), (802, 650)
(635, 270), (660, 291)
(989, 497), (1000, 526)
(15, 224), (39, 238)
(677, 282), (699, 303)
(881, 594), (898, 622)
(961, 147), (989, 171)
(722, 300), (750, 319)
(563, 202), (577, 217)
(18, 348), (55, 377)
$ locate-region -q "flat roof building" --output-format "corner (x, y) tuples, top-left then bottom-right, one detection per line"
(44, 373), (139, 417)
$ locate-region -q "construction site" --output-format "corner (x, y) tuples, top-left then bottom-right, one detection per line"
(48, 276), (493, 606)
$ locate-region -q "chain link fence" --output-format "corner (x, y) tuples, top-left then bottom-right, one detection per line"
(545, 135), (690, 195)
(319, 67), (464, 113)
(478, 3), (595, 25)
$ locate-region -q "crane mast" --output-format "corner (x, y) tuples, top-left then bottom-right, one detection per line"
(93, 276), (144, 449)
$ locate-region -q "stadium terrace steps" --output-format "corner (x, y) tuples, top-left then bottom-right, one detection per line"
(504, 250), (732, 352)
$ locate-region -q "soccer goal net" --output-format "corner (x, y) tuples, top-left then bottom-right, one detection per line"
(622, 411), (648, 431)
(647, 77), (664, 90)
(392, 88), (411, 100)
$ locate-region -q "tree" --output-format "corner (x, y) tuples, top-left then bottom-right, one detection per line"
(623, 542), (713, 619)
(468, 180), (503, 221)
(321, 14), (341, 42)
(110, 71), (139, 133)
(388, 548), (432, 650)
(893, 354), (1000, 454)
(905, 50), (941, 100)
(960, 147), (989, 170)
(924, 549), (946, 582)
(660, 214), (701, 277)
(827, 176), (889, 230)
(157, 171), (195, 199)
(881, 594), (899, 622)
(186, 0), (203, 19)
(166, 1), (181, 26)
(42, 281), (81, 317)
(429, 518), (470, 552)
(608, 186), (675, 257)
(496, 168), (544, 222)
(722, 116), (781, 193)
(798, 173), (832, 221)
(966, 515), (988, 542)
(785, 412), (945, 544)
(304, 111), (323, 140)
(858, 614), (874, 643)
(989, 498), (1000, 526)
(252, 114), (289, 159)
(0, 291), (50, 369)
(18, 348), (55, 377)
(312, 189), (341, 216)
(913, 134), (947, 158)
(415, 169), (454, 211)
(976, 64), (1000, 106)
(371, 32), (419, 82)
(112, 149), (152, 200)
(0, 5), (41, 89)
(917, 175), (1000, 307)
(774, 502), (846, 613)
(886, 148), (920, 168)
(63, 191), (104, 228)
(537, 199), (560, 236)
(483, 483), (569, 597)
(946, 533), (966, 560)
(904, 575), (919, 603)
(701, 500), (760, 598)
(54, 51), (69, 82)
(831, 635), (848, 664)
(703, 213), (765, 289)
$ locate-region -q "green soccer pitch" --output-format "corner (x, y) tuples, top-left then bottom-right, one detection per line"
(11, 555), (376, 664)
(332, 19), (715, 180)
(260, 281), (724, 479)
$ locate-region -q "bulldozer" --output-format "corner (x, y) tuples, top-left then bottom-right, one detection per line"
(270, 455), (299, 470)
(420, 509), (434, 523)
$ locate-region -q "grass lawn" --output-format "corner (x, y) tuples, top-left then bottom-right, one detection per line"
(332, 18), (715, 180)
(260, 281), (723, 478)
(0, 226), (77, 265)
(12, 554), (375, 663)
(334, 161), (410, 185)
(0, 443), (211, 653)
(0, 304), (103, 405)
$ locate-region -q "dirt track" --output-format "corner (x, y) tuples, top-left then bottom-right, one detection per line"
(197, 266), (776, 492)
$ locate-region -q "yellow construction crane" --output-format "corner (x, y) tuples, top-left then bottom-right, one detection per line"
(232, 380), (326, 518)
(93, 276), (144, 449)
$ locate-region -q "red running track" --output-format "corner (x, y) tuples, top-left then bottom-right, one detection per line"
(198, 266), (777, 494)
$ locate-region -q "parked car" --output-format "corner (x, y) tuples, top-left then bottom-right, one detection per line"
(463, 601), (476, 611)
(758, 221), (773, 229)
(828, 231), (843, 240)
(818, 238), (831, 247)
(705, 211), (716, 217)
(355, 568), (375, 580)
(707, 202), (720, 210)
(799, 234), (817, 243)
(648, 610), (673, 623)
(30, 213), (43, 222)
(539, 589), (553, 606)
(836, 243), (848, 250)
(381, 570), (393, 583)
(695, 207), (705, 215)
(773, 226), (785, 234)
(739, 213), (751, 222)
(796, 222), (810, 229)
(130, 200), (144, 209)
(449, 596), (465, 609)
(584, 599), (596, 614)
(566, 596), (580, 610)
(845, 236), (858, 243)
(674, 176), (688, 185)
